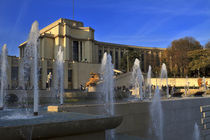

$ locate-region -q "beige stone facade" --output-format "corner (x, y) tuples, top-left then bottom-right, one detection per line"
(7, 18), (164, 89)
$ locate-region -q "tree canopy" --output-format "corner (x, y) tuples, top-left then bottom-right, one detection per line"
(188, 49), (210, 76)
(205, 41), (210, 49)
(120, 36), (209, 77)
(161, 37), (203, 77)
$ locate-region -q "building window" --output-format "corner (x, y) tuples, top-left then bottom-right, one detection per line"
(47, 68), (53, 74)
(73, 41), (79, 61)
(11, 67), (18, 80)
(39, 68), (42, 81)
(141, 54), (144, 62)
(68, 70), (72, 82)
(115, 51), (119, 69)
(80, 42), (82, 61)
(24, 67), (31, 81)
(110, 50), (113, 63)
(104, 48), (107, 53)
(98, 50), (102, 63)
(110, 50), (113, 57)
(121, 51), (124, 58)
(141, 54), (144, 72)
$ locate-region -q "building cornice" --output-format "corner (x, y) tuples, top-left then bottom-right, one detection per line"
(94, 41), (166, 51)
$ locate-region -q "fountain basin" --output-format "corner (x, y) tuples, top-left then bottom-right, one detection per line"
(0, 112), (122, 140)
(48, 97), (210, 140)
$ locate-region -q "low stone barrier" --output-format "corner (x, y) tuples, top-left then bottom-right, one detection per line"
(0, 112), (122, 140)
(49, 97), (210, 140)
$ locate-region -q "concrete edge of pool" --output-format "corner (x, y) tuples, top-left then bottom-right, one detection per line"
(0, 112), (123, 140)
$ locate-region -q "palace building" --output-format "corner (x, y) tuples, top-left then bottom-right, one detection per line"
(8, 18), (164, 89)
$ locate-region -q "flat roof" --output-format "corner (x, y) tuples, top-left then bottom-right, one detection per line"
(94, 41), (166, 51)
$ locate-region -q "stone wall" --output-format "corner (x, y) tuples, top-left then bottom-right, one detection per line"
(59, 97), (210, 140)
(151, 78), (210, 87)
(115, 72), (210, 88)
(72, 62), (100, 89)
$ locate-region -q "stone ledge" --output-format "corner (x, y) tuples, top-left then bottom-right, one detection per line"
(0, 112), (122, 140)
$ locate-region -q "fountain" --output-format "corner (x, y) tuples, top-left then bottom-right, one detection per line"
(150, 86), (163, 140)
(0, 49), (121, 140)
(100, 52), (114, 116)
(0, 44), (8, 110)
(147, 65), (152, 99)
(55, 46), (64, 105)
(131, 58), (144, 100)
(160, 63), (169, 98)
(23, 21), (40, 115)
(193, 123), (200, 140)
(100, 52), (115, 140)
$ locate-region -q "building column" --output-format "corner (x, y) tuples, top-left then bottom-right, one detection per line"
(64, 37), (70, 61)
(54, 37), (61, 59)
(69, 40), (73, 61)
(41, 38), (45, 58)
(159, 51), (162, 65)
(108, 47), (110, 54)
(84, 41), (93, 63)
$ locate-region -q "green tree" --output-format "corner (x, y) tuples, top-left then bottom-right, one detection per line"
(205, 41), (210, 49)
(188, 49), (210, 77)
(161, 37), (202, 77)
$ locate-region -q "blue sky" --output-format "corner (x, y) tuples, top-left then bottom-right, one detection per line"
(0, 0), (210, 56)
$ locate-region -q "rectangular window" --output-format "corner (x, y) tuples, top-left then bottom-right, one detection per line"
(141, 54), (144, 72)
(11, 67), (18, 80)
(80, 42), (82, 61)
(47, 68), (53, 74)
(104, 48), (107, 53)
(110, 50), (113, 63)
(115, 51), (119, 69)
(141, 54), (144, 62)
(98, 50), (102, 63)
(39, 68), (42, 81)
(121, 51), (124, 58)
(68, 70), (72, 82)
(73, 41), (79, 61)
(110, 51), (113, 57)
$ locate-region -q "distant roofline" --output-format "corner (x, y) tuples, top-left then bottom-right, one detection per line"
(18, 18), (166, 51)
(94, 41), (166, 50)
(40, 18), (84, 34)
(19, 18), (87, 48)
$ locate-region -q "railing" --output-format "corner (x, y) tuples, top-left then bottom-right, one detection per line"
(200, 105), (210, 139)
